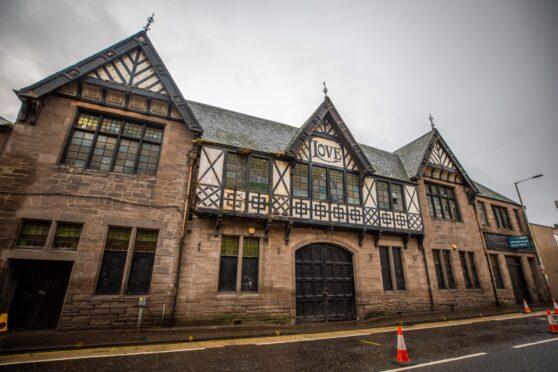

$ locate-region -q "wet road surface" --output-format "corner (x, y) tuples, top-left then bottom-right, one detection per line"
(2, 314), (557, 371)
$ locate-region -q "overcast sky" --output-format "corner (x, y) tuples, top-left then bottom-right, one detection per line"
(0, 0), (556, 225)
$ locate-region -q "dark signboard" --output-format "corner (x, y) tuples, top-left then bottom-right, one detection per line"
(508, 235), (531, 249)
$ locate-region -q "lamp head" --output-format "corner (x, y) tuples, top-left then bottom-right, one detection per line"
(533, 174), (543, 179)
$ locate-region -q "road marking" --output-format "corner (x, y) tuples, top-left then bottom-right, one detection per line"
(381, 352), (487, 371)
(0, 347), (206, 366)
(360, 340), (381, 346)
(0, 311), (545, 366)
(512, 338), (558, 349)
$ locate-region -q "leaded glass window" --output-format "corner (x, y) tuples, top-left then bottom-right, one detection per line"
(346, 173), (360, 205)
(492, 206), (511, 230)
(312, 166), (327, 200)
(377, 181), (390, 209)
(249, 158), (269, 193)
(225, 153), (247, 190)
(219, 236), (239, 292)
(126, 230), (158, 294)
(96, 227), (131, 294)
(426, 183), (460, 221)
(329, 169), (344, 202)
(63, 112), (163, 175)
(17, 220), (51, 247)
(52, 223), (83, 250)
(392, 184), (405, 211)
(293, 163), (309, 198)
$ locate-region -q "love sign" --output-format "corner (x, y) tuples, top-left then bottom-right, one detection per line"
(311, 137), (344, 167)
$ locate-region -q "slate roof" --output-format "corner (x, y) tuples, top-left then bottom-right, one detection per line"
(393, 131), (435, 179)
(0, 116), (13, 127)
(473, 181), (519, 205)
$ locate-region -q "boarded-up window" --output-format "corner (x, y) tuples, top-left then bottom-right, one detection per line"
(459, 251), (472, 289)
(96, 227), (131, 294)
(468, 252), (480, 288)
(52, 223), (83, 250)
(433, 249), (456, 289)
(219, 236), (239, 292)
(443, 250), (456, 289)
(490, 254), (504, 289)
(17, 220), (51, 247)
(126, 230), (158, 295)
(241, 238), (259, 292)
(393, 248), (405, 290)
(433, 249), (445, 289)
(379, 246), (405, 291)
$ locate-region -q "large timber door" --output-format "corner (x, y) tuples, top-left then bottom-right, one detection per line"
(8, 260), (73, 331)
(505, 256), (530, 305)
(295, 244), (356, 322)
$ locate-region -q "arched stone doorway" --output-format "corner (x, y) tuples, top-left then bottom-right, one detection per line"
(295, 243), (356, 322)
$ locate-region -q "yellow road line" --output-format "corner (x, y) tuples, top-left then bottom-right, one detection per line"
(0, 310), (544, 366)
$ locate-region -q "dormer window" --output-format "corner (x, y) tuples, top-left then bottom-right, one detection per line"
(377, 181), (406, 212)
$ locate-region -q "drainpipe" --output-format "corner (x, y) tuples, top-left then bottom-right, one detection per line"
(472, 196), (500, 307)
(418, 236), (435, 311)
(170, 143), (200, 325)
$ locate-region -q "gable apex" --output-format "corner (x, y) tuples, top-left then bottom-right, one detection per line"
(16, 31), (202, 134)
(286, 97), (375, 174)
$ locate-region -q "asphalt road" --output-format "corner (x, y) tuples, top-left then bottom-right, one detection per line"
(2, 315), (557, 372)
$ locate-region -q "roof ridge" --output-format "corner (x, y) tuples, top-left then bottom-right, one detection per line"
(186, 100), (296, 129)
(393, 130), (434, 154)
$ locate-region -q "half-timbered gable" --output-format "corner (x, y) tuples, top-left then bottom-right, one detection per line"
(191, 98), (424, 237)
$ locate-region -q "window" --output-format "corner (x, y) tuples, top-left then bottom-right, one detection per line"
(392, 184), (405, 212)
(492, 206), (511, 230)
(426, 183), (460, 221)
(63, 112), (163, 176)
(218, 236), (260, 292)
(249, 157), (269, 193)
(377, 181), (391, 209)
(346, 173), (361, 205)
(490, 254), (504, 289)
(95, 227), (158, 295)
(329, 169), (344, 202)
(459, 251), (480, 289)
(17, 220), (51, 247)
(225, 153), (247, 190)
(379, 246), (406, 291)
(376, 181), (405, 211)
(514, 208), (525, 233)
(293, 163), (309, 197)
(432, 249), (456, 289)
(478, 202), (489, 227)
(126, 230), (158, 295)
(53, 223), (83, 250)
(312, 166), (327, 201)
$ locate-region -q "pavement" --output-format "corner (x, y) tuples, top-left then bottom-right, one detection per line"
(0, 304), (544, 354)
(0, 310), (556, 371)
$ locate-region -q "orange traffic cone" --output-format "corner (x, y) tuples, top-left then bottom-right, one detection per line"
(523, 299), (531, 314)
(546, 309), (558, 334)
(393, 325), (412, 366)
(552, 298), (558, 315)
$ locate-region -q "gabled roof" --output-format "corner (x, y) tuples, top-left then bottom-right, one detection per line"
(16, 31), (202, 134)
(189, 100), (410, 181)
(394, 130), (435, 179)
(473, 181), (519, 205)
(285, 97), (375, 174)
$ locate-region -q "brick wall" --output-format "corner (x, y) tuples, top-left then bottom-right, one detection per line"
(0, 95), (194, 329)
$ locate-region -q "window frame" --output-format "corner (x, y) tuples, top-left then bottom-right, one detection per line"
(218, 235), (261, 294)
(376, 180), (406, 212)
(459, 251), (481, 289)
(492, 205), (512, 230)
(478, 201), (489, 227)
(432, 249), (456, 290)
(94, 226), (159, 296)
(61, 110), (164, 176)
(489, 254), (505, 289)
(425, 183), (461, 222)
(379, 246), (406, 291)
(15, 219), (84, 251)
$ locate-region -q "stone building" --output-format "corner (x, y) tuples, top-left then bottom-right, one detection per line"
(531, 223), (558, 300)
(0, 31), (548, 330)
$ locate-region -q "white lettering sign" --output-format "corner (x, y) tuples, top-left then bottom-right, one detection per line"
(311, 137), (344, 167)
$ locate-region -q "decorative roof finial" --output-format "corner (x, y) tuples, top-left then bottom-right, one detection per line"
(144, 13), (155, 32)
(429, 113), (435, 129)
(323, 81), (328, 97)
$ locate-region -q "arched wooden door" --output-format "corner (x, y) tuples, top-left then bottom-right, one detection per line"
(295, 244), (356, 322)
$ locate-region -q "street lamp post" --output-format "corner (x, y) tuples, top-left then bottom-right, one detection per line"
(514, 174), (551, 299)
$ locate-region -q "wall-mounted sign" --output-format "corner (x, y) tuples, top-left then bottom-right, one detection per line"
(311, 137), (344, 167)
(508, 235), (531, 249)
